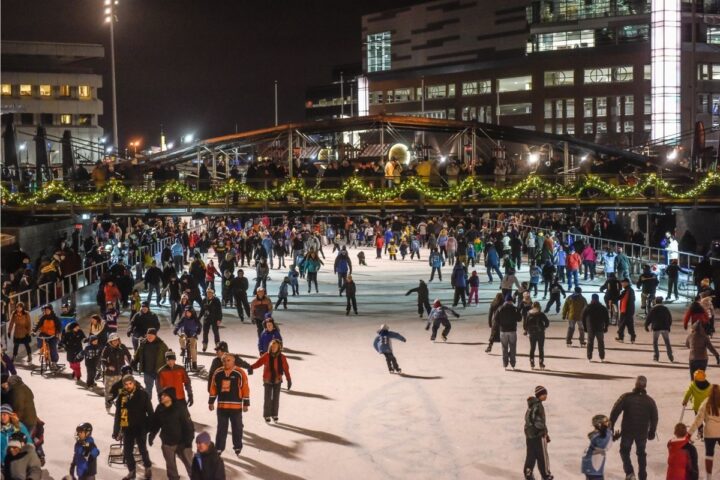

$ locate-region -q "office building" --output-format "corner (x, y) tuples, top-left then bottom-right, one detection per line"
(1, 40), (105, 166)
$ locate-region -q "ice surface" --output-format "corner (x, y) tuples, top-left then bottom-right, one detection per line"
(16, 247), (711, 479)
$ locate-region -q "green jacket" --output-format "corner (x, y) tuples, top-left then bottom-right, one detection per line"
(684, 380), (712, 412)
(133, 338), (169, 374)
(562, 293), (588, 322)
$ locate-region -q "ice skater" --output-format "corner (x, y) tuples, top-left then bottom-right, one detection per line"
(373, 324), (406, 373)
(427, 299), (459, 342)
(523, 302), (549, 370)
(406, 280), (431, 318)
(524, 386), (552, 480)
(581, 414), (612, 480)
(70, 422), (100, 480)
(250, 339), (291, 423)
(339, 274), (358, 315)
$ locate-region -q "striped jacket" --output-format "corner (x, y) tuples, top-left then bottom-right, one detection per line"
(209, 367), (250, 410)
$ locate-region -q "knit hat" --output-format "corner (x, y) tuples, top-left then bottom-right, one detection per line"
(165, 350), (176, 360)
(591, 293), (599, 302)
(534, 386), (547, 398)
(0, 404), (13, 415)
(196, 431), (212, 445)
(141, 301), (149, 308)
(7, 438), (22, 449)
(146, 328), (157, 336)
(433, 299), (441, 308)
(635, 375), (647, 389)
(160, 386), (176, 401)
(694, 369), (707, 382)
(574, 286), (582, 294)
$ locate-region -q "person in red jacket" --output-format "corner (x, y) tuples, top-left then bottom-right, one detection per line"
(684, 301), (712, 335)
(375, 234), (384, 259)
(103, 281), (121, 310)
(666, 423), (699, 480)
(158, 350), (194, 408)
(566, 248), (582, 291)
(250, 339), (291, 424)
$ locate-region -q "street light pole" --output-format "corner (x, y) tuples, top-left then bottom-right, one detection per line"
(105, 0), (119, 151)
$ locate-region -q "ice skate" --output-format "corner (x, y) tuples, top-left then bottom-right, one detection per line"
(273, 417), (279, 423)
(265, 417), (271, 423)
(539, 362), (545, 370)
(234, 448), (242, 458)
(529, 359), (535, 369)
(122, 471), (136, 480)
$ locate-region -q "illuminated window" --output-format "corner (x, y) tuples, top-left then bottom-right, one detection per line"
(544, 100), (553, 119)
(39, 85), (52, 97)
(78, 85), (90, 98)
(644, 65), (652, 80)
(708, 26), (720, 44)
(498, 102), (531, 116)
(478, 105), (492, 123)
(59, 85), (71, 97)
(1, 84), (11, 96)
(544, 70), (574, 86)
(624, 121), (635, 132)
(597, 97), (607, 116)
(77, 115), (92, 126)
(644, 95), (652, 114)
(447, 108), (456, 119)
(624, 96), (635, 115)
(497, 76), (532, 92)
(584, 66), (633, 84)
(597, 122), (607, 133)
(448, 85), (455, 98)
(367, 32), (391, 73)
(566, 99), (575, 118)
(566, 124), (575, 135)
(60, 114), (72, 125)
(533, 29), (595, 52)
(619, 24), (650, 43)
(584, 122), (594, 133)
(369, 91), (383, 105)
(462, 106), (477, 120)
(392, 88), (412, 102)
(584, 98), (594, 117)
(19, 85), (32, 96)
(426, 85), (447, 99)
(461, 80), (490, 95)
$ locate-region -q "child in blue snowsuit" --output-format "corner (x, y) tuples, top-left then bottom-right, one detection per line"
(71, 423), (99, 480)
(581, 414), (612, 480)
(373, 324), (406, 373)
(288, 265), (300, 296)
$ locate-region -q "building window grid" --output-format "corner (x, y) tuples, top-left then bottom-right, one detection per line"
(534, 29), (595, 52)
(529, 0), (651, 24)
(708, 26), (720, 44)
(544, 70), (575, 87)
(78, 85), (90, 98)
(497, 76), (532, 92)
(426, 85), (448, 99)
(367, 31), (391, 73)
(584, 65), (634, 84)
(1, 84), (11, 96)
(498, 102), (532, 116)
(461, 80), (491, 96)
(39, 85), (52, 97)
(60, 114), (72, 125)
(19, 85), (32, 96)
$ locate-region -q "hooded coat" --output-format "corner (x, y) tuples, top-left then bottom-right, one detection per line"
(524, 397), (547, 439)
(6, 376), (37, 429)
(149, 388), (194, 447)
(191, 442), (225, 480)
(609, 387), (658, 439)
(2, 443), (42, 480)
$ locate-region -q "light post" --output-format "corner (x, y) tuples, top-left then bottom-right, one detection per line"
(104, 0), (119, 151)
(129, 140), (140, 157)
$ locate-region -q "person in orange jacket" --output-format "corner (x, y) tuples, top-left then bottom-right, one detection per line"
(566, 248), (582, 292)
(158, 350), (193, 408)
(208, 353), (249, 457)
(250, 339), (291, 424)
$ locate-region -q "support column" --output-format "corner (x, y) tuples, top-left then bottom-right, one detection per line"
(288, 128), (293, 178)
(212, 148), (217, 179)
(196, 147), (201, 189)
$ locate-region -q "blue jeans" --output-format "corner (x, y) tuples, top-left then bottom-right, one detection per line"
(567, 269), (579, 291)
(486, 265), (503, 282)
(143, 372), (159, 398)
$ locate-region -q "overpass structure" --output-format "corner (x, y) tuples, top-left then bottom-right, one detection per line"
(1, 115), (719, 214)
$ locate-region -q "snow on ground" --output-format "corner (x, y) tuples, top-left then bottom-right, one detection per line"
(16, 246), (711, 479)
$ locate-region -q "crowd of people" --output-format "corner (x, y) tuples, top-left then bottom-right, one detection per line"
(0, 210), (718, 479)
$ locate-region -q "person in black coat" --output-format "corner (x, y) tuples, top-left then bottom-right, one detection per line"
(128, 302), (161, 350)
(191, 432), (225, 480)
(644, 296), (674, 362)
(199, 289), (222, 351)
(230, 269), (250, 322)
(609, 376), (658, 480)
(144, 260), (163, 307)
(339, 275), (358, 315)
(582, 293), (610, 362)
(148, 387), (194, 480)
(495, 298), (522, 369)
(405, 280), (431, 318)
(113, 375), (154, 479)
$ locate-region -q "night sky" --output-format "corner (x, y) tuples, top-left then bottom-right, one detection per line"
(2, 0), (423, 148)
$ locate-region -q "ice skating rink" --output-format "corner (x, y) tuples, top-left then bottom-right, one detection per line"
(23, 247), (706, 479)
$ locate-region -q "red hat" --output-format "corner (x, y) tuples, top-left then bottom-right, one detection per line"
(433, 299), (441, 308)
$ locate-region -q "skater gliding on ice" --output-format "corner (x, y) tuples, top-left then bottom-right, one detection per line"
(373, 324), (407, 374)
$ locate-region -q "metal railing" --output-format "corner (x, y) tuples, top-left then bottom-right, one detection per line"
(5, 221), (207, 323)
(483, 217), (718, 300)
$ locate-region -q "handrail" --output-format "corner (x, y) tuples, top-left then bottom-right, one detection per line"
(5, 220), (208, 323)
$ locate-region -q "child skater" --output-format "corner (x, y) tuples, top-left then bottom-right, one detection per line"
(581, 414), (612, 480)
(373, 324), (406, 373)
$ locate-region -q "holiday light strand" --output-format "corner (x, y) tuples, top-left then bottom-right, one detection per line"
(1, 172), (718, 206)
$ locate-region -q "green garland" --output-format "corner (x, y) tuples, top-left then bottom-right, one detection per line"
(1, 172), (718, 207)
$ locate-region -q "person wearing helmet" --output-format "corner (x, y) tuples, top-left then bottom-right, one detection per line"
(427, 299), (460, 342)
(373, 324), (406, 374)
(250, 288), (273, 338)
(206, 342), (252, 393)
(32, 304), (61, 370)
(70, 422), (99, 480)
(581, 414), (612, 479)
(101, 332), (132, 412)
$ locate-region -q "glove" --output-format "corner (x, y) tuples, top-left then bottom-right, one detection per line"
(644, 326), (649, 332)
(247, 366), (253, 375)
(187, 395), (194, 407)
(148, 434), (155, 446)
(286, 379), (292, 391)
(612, 430), (622, 441)
(648, 431), (656, 441)
(454, 313), (460, 318)
(523, 331), (528, 336)
(716, 355), (720, 366)
(112, 433), (121, 441)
